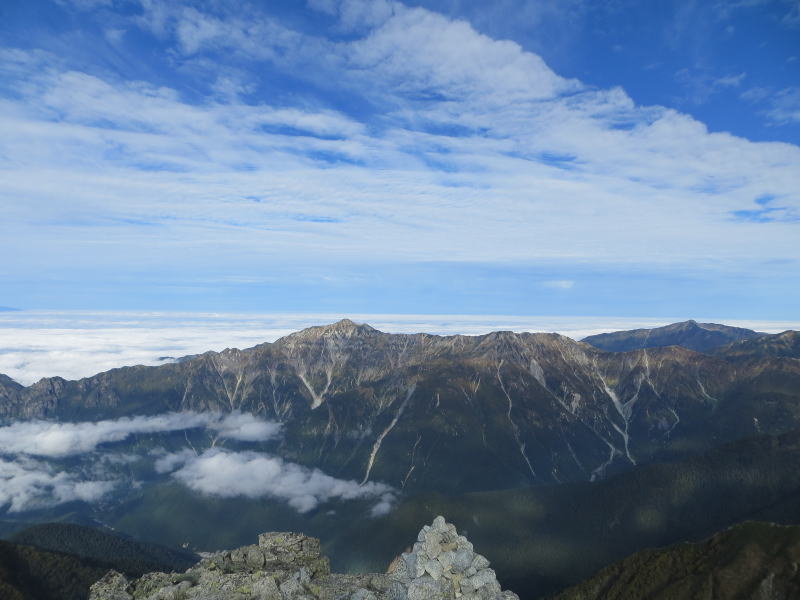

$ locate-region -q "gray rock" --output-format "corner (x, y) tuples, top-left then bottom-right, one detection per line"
(89, 571), (132, 600)
(467, 569), (496, 591)
(89, 518), (518, 600)
(423, 532), (443, 558)
(438, 550), (454, 572)
(424, 559), (443, 581)
(415, 555), (428, 578)
(451, 549), (472, 573)
(385, 581), (408, 600)
(351, 588), (378, 600)
(403, 553), (417, 581)
(408, 576), (447, 600)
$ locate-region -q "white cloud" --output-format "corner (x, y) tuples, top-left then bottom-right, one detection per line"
(0, 456), (115, 512)
(743, 85), (800, 125)
(765, 87), (800, 125)
(0, 412), (281, 457)
(542, 280), (575, 290)
(209, 412), (283, 442)
(153, 447), (196, 474)
(0, 1), (797, 287)
(161, 447), (396, 514)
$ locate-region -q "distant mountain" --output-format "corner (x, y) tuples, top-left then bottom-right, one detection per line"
(0, 306), (19, 312)
(550, 521), (800, 600)
(2, 320), (800, 493)
(9, 523), (197, 576)
(581, 320), (765, 353)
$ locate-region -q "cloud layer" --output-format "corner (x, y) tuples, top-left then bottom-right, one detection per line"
(0, 310), (800, 385)
(2, 310), (799, 385)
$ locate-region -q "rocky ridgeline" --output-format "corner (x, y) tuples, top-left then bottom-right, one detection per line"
(89, 517), (519, 600)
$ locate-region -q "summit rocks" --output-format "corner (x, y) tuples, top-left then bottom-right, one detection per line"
(88, 517), (518, 600)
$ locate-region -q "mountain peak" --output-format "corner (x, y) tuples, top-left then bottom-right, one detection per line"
(582, 320), (764, 353)
(279, 319), (380, 343)
(320, 318), (378, 336)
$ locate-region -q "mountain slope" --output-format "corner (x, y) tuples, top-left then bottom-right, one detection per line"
(715, 330), (800, 360)
(550, 521), (800, 600)
(0, 539), (121, 600)
(2, 321), (799, 493)
(9, 522), (197, 575)
(581, 320), (764, 353)
(0, 523), (204, 600)
(102, 430), (800, 599)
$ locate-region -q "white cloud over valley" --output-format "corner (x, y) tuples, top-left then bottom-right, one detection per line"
(0, 410), (395, 516)
(0, 456), (115, 513)
(159, 448), (397, 515)
(0, 411), (281, 457)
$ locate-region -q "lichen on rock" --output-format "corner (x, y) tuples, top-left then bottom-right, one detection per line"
(89, 517), (518, 600)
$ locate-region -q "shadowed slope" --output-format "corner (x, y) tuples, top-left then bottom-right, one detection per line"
(550, 521), (800, 600)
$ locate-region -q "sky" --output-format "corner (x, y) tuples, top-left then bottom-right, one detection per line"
(1, 0), (799, 319)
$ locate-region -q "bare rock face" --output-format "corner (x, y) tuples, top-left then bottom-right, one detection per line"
(89, 517), (517, 600)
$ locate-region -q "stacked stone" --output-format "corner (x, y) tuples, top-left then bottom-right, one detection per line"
(89, 518), (520, 600)
(388, 516), (519, 600)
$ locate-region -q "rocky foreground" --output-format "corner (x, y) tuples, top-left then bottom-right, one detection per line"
(90, 516), (519, 600)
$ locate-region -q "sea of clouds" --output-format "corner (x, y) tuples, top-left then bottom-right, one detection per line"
(0, 410), (395, 515)
(2, 310), (799, 386)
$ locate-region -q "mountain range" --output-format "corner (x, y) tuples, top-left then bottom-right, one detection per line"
(1, 319), (800, 599)
(1, 319), (798, 492)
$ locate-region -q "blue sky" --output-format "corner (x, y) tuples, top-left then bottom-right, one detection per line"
(0, 0), (799, 319)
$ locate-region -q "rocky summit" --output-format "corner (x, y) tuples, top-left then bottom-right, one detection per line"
(89, 516), (518, 600)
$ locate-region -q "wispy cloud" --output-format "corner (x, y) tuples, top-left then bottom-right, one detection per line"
(0, 412), (281, 457)
(0, 455), (115, 513)
(743, 86), (800, 125)
(159, 447), (396, 514)
(542, 280), (575, 290)
(0, 0), (797, 286)
(0, 410), (396, 515)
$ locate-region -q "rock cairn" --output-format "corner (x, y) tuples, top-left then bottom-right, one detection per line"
(388, 516), (518, 600)
(89, 517), (519, 600)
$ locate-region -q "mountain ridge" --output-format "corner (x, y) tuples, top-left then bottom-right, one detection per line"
(1, 321), (799, 493)
(581, 319), (767, 353)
